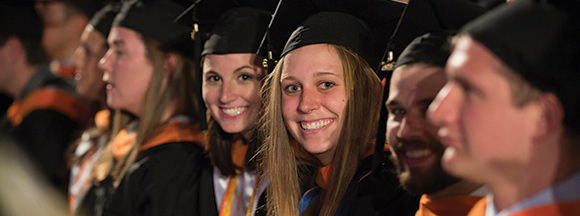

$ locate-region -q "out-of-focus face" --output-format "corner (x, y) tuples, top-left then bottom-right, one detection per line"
(280, 44), (347, 165)
(428, 36), (540, 183)
(386, 64), (458, 195)
(99, 27), (153, 116)
(72, 25), (107, 104)
(35, 1), (78, 60)
(202, 53), (266, 139)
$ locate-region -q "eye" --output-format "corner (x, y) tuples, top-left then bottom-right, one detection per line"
(206, 75), (221, 82)
(239, 74), (253, 81)
(319, 81), (335, 90)
(284, 84), (301, 93)
(391, 108), (406, 116)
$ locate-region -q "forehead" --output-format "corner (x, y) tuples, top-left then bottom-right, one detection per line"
(81, 26), (105, 46)
(281, 44), (343, 79)
(388, 64), (446, 103)
(447, 36), (502, 78)
(203, 53), (261, 71)
(108, 27), (143, 47)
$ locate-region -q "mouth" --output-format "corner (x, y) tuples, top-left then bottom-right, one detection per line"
(397, 146), (434, 168)
(300, 119), (333, 131)
(106, 83), (114, 90)
(221, 106), (248, 117)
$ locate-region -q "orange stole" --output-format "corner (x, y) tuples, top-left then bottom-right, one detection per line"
(111, 121), (205, 160)
(315, 141), (390, 189)
(7, 88), (91, 126)
(467, 197), (580, 216)
(415, 194), (483, 216)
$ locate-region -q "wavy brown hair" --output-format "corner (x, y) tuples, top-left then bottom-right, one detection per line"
(260, 44), (383, 216)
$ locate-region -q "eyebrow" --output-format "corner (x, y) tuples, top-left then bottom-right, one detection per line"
(385, 100), (400, 108)
(233, 65), (258, 73)
(111, 39), (124, 47)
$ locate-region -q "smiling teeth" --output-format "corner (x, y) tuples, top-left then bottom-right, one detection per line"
(301, 119), (332, 130)
(406, 149), (432, 158)
(222, 107), (247, 116)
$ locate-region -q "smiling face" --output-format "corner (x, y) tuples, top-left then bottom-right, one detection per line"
(72, 25), (107, 104)
(280, 44), (347, 165)
(202, 53), (266, 139)
(386, 63), (459, 195)
(99, 27), (153, 117)
(427, 36), (540, 183)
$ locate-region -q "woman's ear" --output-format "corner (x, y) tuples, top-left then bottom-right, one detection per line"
(163, 53), (177, 78)
(534, 93), (564, 140)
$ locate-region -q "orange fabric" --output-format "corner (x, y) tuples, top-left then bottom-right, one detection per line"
(508, 200), (580, 216)
(7, 88), (91, 126)
(57, 65), (77, 80)
(415, 194), (483, 216)
(381, 77), (387, 87)
(231, 139), (248, 168)
(94, 109), (110, 131)
(112, 128), (137, 160)
(467, 197), (487, 216)
(314, 141), (390, 189)
(467, 197), (580, 216)
(112, 121), (205, 160)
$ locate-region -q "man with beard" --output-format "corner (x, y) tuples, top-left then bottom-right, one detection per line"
(386, 32), (486, 216)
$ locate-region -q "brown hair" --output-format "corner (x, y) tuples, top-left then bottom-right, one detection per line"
(260, 44), (383, 216)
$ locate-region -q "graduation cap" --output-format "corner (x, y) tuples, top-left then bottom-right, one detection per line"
(461, 0), (580, 132)
(201, 7), (271, 58)
(383, 0), (484, 71)
(0, 1), (43, 42)
(262, 0), (405, 72)
(89, 3), (121, 38)
(394, 31), (452, 69)
(114, 0), (194, 57)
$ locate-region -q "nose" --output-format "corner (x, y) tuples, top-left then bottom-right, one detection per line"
(397, 114), (423, 140)
(99, 49), (112, 82)
(219, 81), (236, 104)
(298, 87), (320, 114)
(428, 83), (460, 128)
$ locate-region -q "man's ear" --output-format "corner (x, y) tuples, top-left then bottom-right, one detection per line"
(534, 93), (564, 140)
(163, 53), (177, 78)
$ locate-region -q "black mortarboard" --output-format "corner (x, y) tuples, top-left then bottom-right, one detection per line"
(89, 3), (121, 38)
(384, 0), (484, 71)
(0, 1), (43, 42)
(394, 32), (452, 69)
(202, 7), (271, 58)
(462, 0), (580, 131)
(264, 0), (405, 72)
(114, 0), (194, 57)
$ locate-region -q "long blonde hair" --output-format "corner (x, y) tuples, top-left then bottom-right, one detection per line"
(93, 36), (200, 186)
(260, 44), (383, 216)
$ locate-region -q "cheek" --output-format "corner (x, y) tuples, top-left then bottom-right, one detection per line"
(281, 95), (296, 120)
(386, 119), (399, 144)
(202, 85), (219, 107)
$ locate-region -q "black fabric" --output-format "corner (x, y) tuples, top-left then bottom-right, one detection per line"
(387, 0), (484, 65)
(0, 65), (83, 195)
(102, 142), (206, 216)
(114, 0), (194, 57)
(282, 12), (379, 69)
(265, 0), (404, 72)
(462, 0), (580, 132)
(201, 7), (271, 57)
(395, 32), (452, 69)
(197, 157), (269, 216)
(89, 3), (121, 38)
(336, 152), (419, 216)
(0, 1), (42, 42)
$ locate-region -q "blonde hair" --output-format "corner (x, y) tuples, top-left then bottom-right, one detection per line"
(260, 44), (383, 216)
(93, 36), (200, 186)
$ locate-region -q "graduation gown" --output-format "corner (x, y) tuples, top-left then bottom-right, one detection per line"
(0, 64), (90, 193)
(415, 194), (483, 216)
(335, 152), (419, 216)
(467, 197), (580, 216)
(102, 121), (207, 216)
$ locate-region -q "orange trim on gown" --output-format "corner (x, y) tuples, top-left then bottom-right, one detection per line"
(415, 194), (483, 216)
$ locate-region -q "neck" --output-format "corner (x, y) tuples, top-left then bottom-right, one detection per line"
(9, 62), (38, 99)
(490, 133), (580, 211)
(427, 180), (483, 200)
